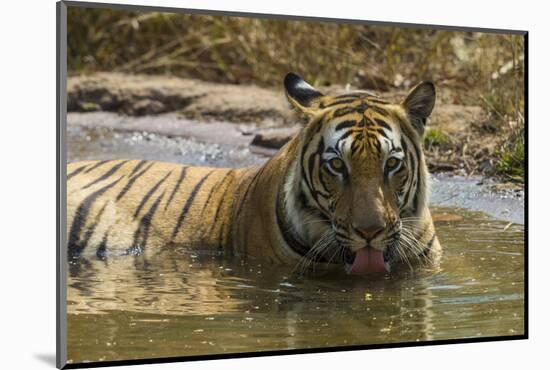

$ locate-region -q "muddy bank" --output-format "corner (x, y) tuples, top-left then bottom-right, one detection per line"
(68, 73), (293, 123)
(67, 73), (512, 178)
(68, 73), (482, 125)
(67, 112), (524, 224)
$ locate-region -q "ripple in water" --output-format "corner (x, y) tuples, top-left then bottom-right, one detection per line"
(66, 207), (524, 364)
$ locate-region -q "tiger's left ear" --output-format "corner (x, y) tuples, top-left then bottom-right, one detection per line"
(284, 73), (324, 117)
(402, 81), (436, 136)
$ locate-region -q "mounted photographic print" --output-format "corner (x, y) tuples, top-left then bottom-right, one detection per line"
(56, 1), (527, 368)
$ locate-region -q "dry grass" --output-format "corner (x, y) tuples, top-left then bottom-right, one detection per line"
(67, 7), (525, 182)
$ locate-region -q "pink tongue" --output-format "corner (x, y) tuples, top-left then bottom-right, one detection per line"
(349, 247), (387, 275)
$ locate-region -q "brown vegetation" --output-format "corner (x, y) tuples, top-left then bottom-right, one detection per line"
(67, 7), (525, 182)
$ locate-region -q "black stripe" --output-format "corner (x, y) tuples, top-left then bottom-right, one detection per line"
(96, 232), (109, 260)
(68, 257), (92, 278)
(335, 120), (357, 131)
(78, 203), (108, 253)
(164, 166), (188, 211)
(322, 98), (359, 108)
(325, 147), (341, 156)
(351, 137), (364, 156)
(68, 177), (123, 259)
(300, 141), (314, 195)
(398, 174), (410, 207)
(374, 118), (392, 131)
(362, 116), (375, 127)
(83, 160), (112, 174)
(374, 128), (389, 139)
(300, 180), (332, 221)
(195, 170), (234, 243)
(298, 188), (332, 221)
(82, 160), (130, 190)
(199, 170), (233, 219)
(371, 136), (382, 151)
(116, 162), (155, 201)
(317, 165), (331, 197)
(334, 230), (351, 240)
(418, 234), (436, 258)
(218, 218), (228, 252)
(307, 139), (322, 198)
(401, 136), (409, 153)
(132, 191), (165, 250)
(134, 171), (173, 218)
(275, 189), (310, 256)
(171, 172), (214, 240)
(355, 102), (370, 112)
(367, 98), (390, 105)
(128, 160), (148, 177)
(299, 132), (332, 217)
(67, 164), (89, 180)
(334, 93), (364, 99)
(206, 173), (235, 248)
(400, 136), (417, 210)
(401, 169), (415, 211)
(307, 138), (331, 203)
(234, 156), (275, 222)
(334, 129), (356, 148)
(409, 138), (423, 212)
(369, 105), (390, 117)
(400, 173), (409, 188)
(314, 118), (326, 133)
(332, 107), (356, 118)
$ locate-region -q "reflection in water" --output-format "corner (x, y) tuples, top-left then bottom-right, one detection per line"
(67, 207), (524, 364)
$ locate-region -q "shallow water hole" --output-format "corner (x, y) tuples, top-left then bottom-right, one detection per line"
(66, 113), (524, 363)
(66, 206), (524, 364)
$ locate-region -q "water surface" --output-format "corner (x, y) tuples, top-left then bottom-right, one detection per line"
(67, 207), (524, 364)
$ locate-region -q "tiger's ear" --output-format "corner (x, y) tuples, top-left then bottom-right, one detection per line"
(284, 73), (324, 117)
(402, 81), (436, 135)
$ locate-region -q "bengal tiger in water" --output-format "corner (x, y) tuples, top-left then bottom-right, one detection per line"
(67, 73), (441, 275)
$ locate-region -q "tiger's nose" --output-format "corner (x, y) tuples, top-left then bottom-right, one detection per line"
(354, 222), (386, 241)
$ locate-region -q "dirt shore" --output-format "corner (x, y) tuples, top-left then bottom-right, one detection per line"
(68, 72), (518, 184)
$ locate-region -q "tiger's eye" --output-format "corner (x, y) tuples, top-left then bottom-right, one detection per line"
(328, 158), (345, 173)
(386, 157), (400, 171)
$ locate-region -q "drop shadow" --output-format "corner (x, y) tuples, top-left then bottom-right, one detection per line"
(34, 353), (57, 367)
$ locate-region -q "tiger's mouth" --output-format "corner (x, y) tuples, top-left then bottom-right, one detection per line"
(344, 247), (391, 275)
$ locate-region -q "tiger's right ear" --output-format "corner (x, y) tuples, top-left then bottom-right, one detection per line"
(284, 73), (324, 117)
(402, 81), (436, 136)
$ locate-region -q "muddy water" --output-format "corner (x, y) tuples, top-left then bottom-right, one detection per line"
(67, 210), (524, 364)
(66, 114), (525, 364)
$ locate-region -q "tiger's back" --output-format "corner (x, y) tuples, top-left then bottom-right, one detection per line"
(67, 159), (249, 260)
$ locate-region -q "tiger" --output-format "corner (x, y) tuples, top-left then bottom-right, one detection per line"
(67, 72), (441, 275)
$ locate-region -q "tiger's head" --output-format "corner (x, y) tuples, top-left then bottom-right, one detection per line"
(281, 73), (439, 275)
